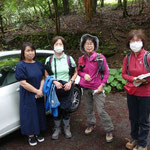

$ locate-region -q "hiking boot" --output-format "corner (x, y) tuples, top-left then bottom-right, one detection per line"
(28, 136), (37, 146)
(63, 119), (72, 139)
(85, 124), (96, 135)
(133, 145), (138, 150)
(52, 128), (61, 140)
(138, 146), (147, 150)
(51, 120), (61, 140)
(35, 135), (44, 142)
(126, 139), (136, 150)
(106, 132), (113, 143)
(133, 146), (147, 150)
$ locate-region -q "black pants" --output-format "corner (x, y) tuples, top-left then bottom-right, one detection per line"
(54, 81), (73, 120)
(53, 107), (70, 120)
(127, 94), (150, 147)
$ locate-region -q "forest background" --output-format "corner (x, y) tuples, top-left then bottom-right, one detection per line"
(0, 0), (150, 93)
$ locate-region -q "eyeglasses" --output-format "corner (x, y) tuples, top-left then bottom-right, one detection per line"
(85, 42), (94, 46)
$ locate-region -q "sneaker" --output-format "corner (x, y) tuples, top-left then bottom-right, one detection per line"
(126, 139), (136, 150)
(35, 135), (44, 142)
(133, 145), (138, 150)
(85, 124), (96, 135)
(137, 146), (147, 150)
(106, 132), (113, 143)
(28, 137), (37, 146)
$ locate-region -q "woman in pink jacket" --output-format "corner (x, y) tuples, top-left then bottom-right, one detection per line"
(78, 34), (114, 143)
(122, 29), (150, 150)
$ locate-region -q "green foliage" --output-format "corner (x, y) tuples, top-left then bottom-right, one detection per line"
(0, 58), (19, 72)
(97, 44), (117, 57)
(104, 85), (112, 94)
(1, 0), (85, 29)
(104, 68), (126, 94)
(3, 32), (97, 50)
(121, 49), (131, 57)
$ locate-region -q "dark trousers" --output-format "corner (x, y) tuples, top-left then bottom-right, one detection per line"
(53, 107), (70, 120)
(53, 81), (73, 121)
(127, 94), (150, 147)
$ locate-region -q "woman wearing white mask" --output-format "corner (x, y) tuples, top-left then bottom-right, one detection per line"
(122, 29), (150, 150)
(45, 36), (77, 140)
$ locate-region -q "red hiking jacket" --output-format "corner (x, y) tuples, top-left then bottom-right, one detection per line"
(122, 49), (150, 97)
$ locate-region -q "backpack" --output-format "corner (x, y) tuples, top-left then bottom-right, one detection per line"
(45, 55), (75, 79)
(126, 51), (150, 75)
(78, 53), (105, 79)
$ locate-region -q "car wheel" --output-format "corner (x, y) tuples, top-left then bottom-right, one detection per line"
(69, 85), (81, 113)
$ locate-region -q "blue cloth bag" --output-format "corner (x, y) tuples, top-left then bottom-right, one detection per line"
(43, 76), (60, 117)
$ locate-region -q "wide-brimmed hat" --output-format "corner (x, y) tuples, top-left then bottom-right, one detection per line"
(80, 34), (99, 53)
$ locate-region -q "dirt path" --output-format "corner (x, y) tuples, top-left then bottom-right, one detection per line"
(0, 93), (150, 150)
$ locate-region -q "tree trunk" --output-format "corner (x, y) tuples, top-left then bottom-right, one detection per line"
(62, 0), (70, 15)
(101, 0), (104, 7)
(78, 0), (83, 9)
(0, 1), (4, 34)
(114, 0), (122, 10)
(92, 0), (97, 14)
(0, 15), (4, 34)
(84, 0), (92, 22)
(118, 0), (122, 7)
(52, 0), (60, 34)
(48, 0), (54, 19)
(33, 5), (38, 16)
(38, 6), (44, 18)
(123, 0), (128, 17)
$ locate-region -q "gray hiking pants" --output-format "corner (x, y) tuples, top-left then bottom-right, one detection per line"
(83, 88), (114, 132)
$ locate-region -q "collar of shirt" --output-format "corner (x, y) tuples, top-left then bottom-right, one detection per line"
(85, 51), (97, 61)
(131, 48), (146, 58)
(53, 53), (66, 59)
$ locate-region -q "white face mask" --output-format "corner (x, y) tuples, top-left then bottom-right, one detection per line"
(129, 41), (143, 53)
(54, 46), (64, 53)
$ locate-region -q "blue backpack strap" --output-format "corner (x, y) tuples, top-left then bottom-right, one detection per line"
(143, 51), (150, 73)
(126, 53), (131, 75)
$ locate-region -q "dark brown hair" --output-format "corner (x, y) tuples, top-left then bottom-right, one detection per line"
(20, 42), (36, 60)
(81, 36), (97, 52)
(52, 36), (66, 50)
(126, 29), (147, 49)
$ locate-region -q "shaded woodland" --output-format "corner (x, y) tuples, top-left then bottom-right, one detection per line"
(0, 0), (150, 67)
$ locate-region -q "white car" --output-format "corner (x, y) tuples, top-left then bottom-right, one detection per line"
(0, 50), (81, 138)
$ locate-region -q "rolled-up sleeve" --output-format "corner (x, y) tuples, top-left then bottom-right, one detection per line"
(15, 62), (27, 81)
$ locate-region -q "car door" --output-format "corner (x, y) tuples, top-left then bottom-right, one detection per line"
(0, 50), (53, 138)
(0, 50), (81, 138)
(0, 56), (20, 138)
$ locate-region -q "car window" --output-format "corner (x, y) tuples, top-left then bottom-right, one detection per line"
(0, 57), (19, 87)
(0, 52), (52, 87)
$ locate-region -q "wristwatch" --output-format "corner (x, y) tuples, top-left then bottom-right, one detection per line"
(70, 79), (74, 84)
